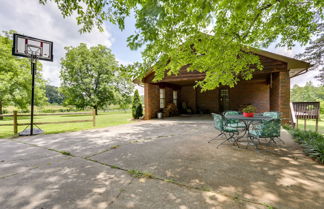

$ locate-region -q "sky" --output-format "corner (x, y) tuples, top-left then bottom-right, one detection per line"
(0, 0), (321, 94)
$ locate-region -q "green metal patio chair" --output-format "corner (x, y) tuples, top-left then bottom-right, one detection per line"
(223, 111), (246, 129)
(262, 112), (280, 119)
(249, 118), (283, 147)
(209, 113), (239, 148)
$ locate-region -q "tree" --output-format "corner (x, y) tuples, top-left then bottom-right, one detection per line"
(45, 85), (64, 104)
(296, 23), (324, 84)
(0, 31), (47, 119)
(291, 82), (324, 102)
(60, 43), (133, 114)
(41, 0), (323, 90)
(132, 90), (143, 119)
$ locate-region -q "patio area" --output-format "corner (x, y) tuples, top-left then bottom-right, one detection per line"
(0, 115), (323, 209)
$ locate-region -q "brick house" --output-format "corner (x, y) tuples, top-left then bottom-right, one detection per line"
(140, 49), (310, 122)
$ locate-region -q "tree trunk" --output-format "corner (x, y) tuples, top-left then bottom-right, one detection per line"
(94, 106), (98, 115)
(0, 100), (3, 120)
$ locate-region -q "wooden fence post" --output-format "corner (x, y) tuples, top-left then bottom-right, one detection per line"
(13, 111), (18, 134)
(92, 109), (96, 127)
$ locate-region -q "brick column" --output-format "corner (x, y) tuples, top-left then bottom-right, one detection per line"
(144, 83), (160, 119)
(279, 71), (291, 124)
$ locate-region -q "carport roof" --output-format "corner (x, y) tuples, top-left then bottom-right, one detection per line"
(135, 47), (310, 84)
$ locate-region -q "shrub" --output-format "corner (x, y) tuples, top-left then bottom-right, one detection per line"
(242, 105), (256, 113)
(284, 126), (324, 164)
(132, 90), (143, 119)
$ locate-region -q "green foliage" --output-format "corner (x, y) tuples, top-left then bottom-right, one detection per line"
(128, 169), (153, 178)
(0, 31), (47, 116)
(291, 82), (324, 102)
(45, 85), (64, 104)
(291, 82), (324, 114)
(284, 126), (324, 164)
(242, 105), (256, 113)
(60, 43), (133, 114)
(132, 90), (143, 119)
(41, 0), (323, 90)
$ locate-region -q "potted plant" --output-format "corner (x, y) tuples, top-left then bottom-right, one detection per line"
(242, 105), (256, 117)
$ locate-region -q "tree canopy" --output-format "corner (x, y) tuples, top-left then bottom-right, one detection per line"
(291, 82), (324, 102)
(41, 0), (323, 90)
(0, 31), (47, 117)
(45, 85), (64, 104)
(60, 43), (133, 114)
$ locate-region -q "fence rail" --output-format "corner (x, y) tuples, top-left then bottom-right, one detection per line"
(0, 110), (96, 134)
(290, 102), (320, 132)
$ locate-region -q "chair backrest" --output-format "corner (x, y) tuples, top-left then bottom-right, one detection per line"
(263, 112), (280, 119)
(223, 111), (240, 116)
(223, 111), (240, 124)
(211, 113), (224, 131)
(260, 119), (281, 137)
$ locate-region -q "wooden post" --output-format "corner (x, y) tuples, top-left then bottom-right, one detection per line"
(92, 109), (96, 127)
(315, 118), (318, 132)
(304, 118), (306, 131)
(13, 111), (18, 134)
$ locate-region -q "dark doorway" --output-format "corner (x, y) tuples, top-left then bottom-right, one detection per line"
(219, 88), (229, 112)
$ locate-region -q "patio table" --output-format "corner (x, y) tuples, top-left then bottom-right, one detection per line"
(224, 114), (272, 147)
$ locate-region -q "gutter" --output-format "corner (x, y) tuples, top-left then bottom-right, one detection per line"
(289, 63), (313, 78)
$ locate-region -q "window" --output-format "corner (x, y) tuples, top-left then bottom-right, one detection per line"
(173, 90), (177, 105)
(160, 88), (165, 108)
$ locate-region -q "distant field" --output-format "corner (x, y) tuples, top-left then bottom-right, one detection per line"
(0, 110), (133, 138)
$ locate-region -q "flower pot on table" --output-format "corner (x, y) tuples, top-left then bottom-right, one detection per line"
(243, 112), (254, 117)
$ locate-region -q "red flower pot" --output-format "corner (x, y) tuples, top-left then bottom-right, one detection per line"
(243, 112), (254, 117)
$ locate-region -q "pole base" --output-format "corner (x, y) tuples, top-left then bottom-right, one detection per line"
(19, 128), (43, 136)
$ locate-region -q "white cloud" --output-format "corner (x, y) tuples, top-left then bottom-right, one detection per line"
(0, 0), (112, 86)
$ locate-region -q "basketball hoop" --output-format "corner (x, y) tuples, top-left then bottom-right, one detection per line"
(12, 34), (54, 136)
(12, 34), (53, 61)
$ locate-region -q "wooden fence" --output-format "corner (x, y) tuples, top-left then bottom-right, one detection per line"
(0, 110), (96, 134)
(290, 102), (320, 132)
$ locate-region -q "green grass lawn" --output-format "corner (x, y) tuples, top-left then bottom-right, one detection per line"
(295, 118), (324, 135)
(0, 111), (133, 138)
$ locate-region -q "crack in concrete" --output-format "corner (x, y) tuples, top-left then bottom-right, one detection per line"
(0, 166), (39, 180)
(84, 145), (120, 159)
(107, 178), (135, 207)
(5, 138), (274, 209)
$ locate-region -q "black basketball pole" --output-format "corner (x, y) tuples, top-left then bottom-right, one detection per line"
(30, 55), (37, 136)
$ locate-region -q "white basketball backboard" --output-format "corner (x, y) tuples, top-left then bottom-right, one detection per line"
(12, 33), (53, 61)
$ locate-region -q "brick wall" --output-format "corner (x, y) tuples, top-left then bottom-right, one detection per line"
(196, 88), (219, 113)
(278, 71), (291, 123)
(144, 75), (290, 121)
(269, 71), (290, 123)
(270, 72), (280, 111)
(180, 86), (197, 113)
(229, 80), (270, 113)
(144, 83), (160, 119)
(165, 87), (173, 105)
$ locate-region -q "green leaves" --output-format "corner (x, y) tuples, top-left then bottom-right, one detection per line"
(60, 43), (133, 111)
(132, 89), (143, 119)
(43, 0), (322, 89)
(0, 32), (47, 112)
(291, 82), (324, 103)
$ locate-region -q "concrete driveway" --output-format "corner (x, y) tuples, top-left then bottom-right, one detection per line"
(0, 115), (323, 209)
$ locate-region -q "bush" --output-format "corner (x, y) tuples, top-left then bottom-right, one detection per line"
(284, 126), (324, 164)
(132, 90), (143, 119)
(242, 105), (256, 113)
